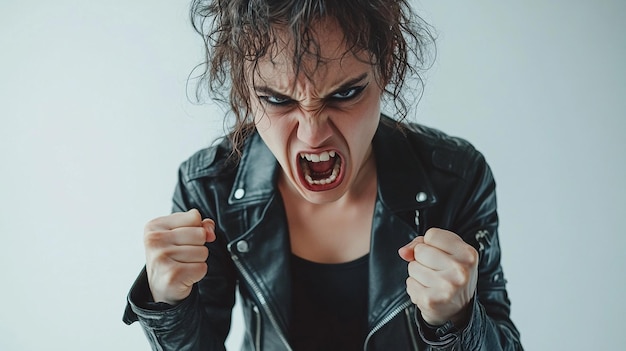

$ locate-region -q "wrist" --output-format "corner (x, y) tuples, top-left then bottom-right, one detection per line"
(448, 303), (472, 329)
(422, 299), (473, 328)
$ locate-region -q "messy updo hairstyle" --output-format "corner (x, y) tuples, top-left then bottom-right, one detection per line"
(190, 0), (434, 156)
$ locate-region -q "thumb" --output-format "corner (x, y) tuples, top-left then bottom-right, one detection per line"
(202, 218), (217, 243)
(398, 236), (424, 262)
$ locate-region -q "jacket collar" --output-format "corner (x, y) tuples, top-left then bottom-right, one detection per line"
(227, 131), (279, 206)
(228, 115), (438, 211)
(373, 117), (438, 211)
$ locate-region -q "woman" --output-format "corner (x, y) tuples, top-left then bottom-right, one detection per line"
(124, 0), (523, 350)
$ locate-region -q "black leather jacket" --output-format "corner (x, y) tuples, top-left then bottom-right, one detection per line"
(124, 116), (523, 350)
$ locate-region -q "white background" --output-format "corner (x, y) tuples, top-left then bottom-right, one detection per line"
(1, 1), (624, 350)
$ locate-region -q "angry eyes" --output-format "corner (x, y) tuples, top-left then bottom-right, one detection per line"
(258, 84), (368, 107)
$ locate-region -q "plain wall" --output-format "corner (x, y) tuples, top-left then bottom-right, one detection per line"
(1, 1), (624, 350)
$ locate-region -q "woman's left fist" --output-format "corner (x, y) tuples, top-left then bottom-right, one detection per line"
(398, 228), (479, 326)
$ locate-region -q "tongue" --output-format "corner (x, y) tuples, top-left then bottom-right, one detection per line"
(309, 159), (334, 173)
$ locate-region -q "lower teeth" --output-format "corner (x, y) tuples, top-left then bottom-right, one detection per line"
(304, 162), (340, 185)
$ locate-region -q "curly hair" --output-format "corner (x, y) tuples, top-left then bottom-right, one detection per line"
(189, 0), (434, 156)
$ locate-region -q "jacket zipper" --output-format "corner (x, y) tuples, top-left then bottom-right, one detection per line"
(363, 300), (413, 350)
(231, 254), (293, 351)
(475, 229), (491, 260)
(404, 307), (420, 351)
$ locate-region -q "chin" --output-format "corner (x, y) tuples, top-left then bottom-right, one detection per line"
(297, 186), (348, 204)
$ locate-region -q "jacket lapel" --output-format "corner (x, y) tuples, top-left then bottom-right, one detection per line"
(222, 133), (293, 337)
(368, 118), (439, 328)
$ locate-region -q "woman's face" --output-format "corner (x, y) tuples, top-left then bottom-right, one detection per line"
(249, 20), (383, 204)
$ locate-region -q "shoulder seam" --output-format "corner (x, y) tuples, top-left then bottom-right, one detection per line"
(404, 123), (482, 179)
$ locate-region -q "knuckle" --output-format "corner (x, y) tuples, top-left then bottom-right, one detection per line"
(460, 244), (478, 262)
(144, 219), (159, 232)
(407, 261), (417, 276)
(413, 242), (425, 255)
(187, 208), (202, 222)
(153, 253), (171, 267)
(198, 262), (209, 276)
(189, 263), (208, 282)
(424, 227), (439, 236)
(405, 280), (418, 303)
(442, 282), (456, 298)
(450, 264), (469, 286)
(423, 228), (437, 241)
(159, 246), (177, 260)
(195, 227), (209, 241)
(145, 215), (169, 231)
(456, 274), (469, 287)
(437, 288), (454, 303)
(147, 251), (173, 271)
(144, 230), (166, 248)
(201, 246), (210, 261)
(467, 246), (479, 264)
(422, 295), (439, 310)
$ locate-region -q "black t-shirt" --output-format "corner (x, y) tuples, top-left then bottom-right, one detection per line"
(289, 253), (369, 351)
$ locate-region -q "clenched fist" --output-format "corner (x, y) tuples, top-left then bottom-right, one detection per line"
(398, 228), (478, 326)
(144, 209), (216, 305)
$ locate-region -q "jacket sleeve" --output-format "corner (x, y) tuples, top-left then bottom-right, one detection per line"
(416, 149), (523, 351)
(122, 164), (237, 351)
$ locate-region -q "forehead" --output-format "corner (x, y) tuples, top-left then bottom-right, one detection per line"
(252, 19), (374, 88)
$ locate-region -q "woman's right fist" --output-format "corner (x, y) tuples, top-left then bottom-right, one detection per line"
(144, 209), (216, 305)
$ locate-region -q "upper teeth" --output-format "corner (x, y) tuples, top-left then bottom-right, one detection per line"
(300, 150), (336, 162)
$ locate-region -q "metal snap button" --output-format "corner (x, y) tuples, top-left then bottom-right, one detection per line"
(236, 240), (249, 253)
(234, 188), (245, 199)
(415, 191), (427, 203)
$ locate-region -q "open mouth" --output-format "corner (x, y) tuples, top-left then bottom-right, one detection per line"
(298, 150), (343, 190)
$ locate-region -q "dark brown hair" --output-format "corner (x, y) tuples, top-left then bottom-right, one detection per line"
(190, 0), (435, 156)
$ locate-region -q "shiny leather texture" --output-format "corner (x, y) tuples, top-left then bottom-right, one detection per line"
(124, 116), (523, 350)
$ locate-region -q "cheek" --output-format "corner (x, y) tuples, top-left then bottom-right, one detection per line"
(254, 111), (297, 161)
(344, 94), (381, 137)
(255, 115), (272, 137)
(253, 103), (285, 145)
(343, 97), (380, 157)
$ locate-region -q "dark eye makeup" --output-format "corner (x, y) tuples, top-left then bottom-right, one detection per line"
(258, 83), (368, 107)
(329, 84), (368, 101)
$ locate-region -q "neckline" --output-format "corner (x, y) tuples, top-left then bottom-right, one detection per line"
(291, 253), (369, 270)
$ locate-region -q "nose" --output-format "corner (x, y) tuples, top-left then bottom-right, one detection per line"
(296, 106), (332, 147)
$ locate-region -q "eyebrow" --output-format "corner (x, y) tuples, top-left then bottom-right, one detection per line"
(253, 72), (370, 99)
(329, 73), (370, 95)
